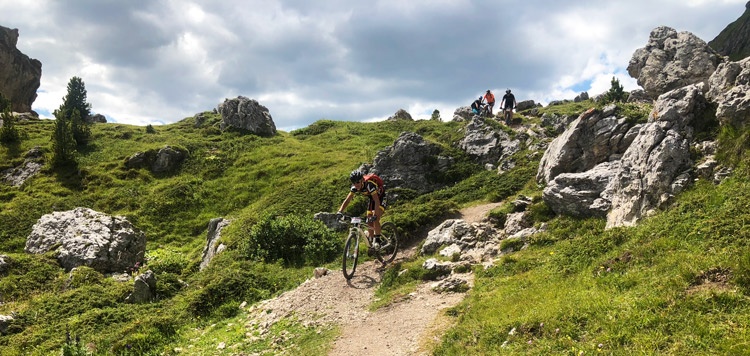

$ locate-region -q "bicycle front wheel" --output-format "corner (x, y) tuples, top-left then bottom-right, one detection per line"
(376, 222), (399, 264)
(342, 232), (359, 280)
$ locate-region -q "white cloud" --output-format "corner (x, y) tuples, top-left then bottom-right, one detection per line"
(2, 0), (747, 129)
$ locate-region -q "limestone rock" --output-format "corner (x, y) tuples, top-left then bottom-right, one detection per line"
(199, 218), (230, 271)
(0, 26), (41, 113)
(25, 207), (146, 273)
(218, 96), (276, 136)
(627, 26), (723, 99)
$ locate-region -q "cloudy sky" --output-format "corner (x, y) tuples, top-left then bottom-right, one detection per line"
(2, 0), (747, 130)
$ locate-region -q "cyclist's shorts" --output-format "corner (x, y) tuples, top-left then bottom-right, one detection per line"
(367, 192), (387, 213)
(472, 108), (480, 114)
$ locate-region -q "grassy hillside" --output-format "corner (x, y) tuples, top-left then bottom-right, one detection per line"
(0, 110), (537, 354)
(3, 99), (748, 355)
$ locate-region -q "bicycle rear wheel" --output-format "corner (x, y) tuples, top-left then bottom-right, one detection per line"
(376, 222), (399, 264)
(342, 232), (359, 280)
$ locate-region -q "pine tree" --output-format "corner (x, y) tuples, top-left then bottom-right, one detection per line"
(431, 109), (441, 121)
(59, 76), (92, 146)
(602, 76), (626, 103)
(51, 107), (77, 166)
(0, 93), (19, 143)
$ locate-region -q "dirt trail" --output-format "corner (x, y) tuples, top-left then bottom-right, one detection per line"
(243, 202), (499, 355)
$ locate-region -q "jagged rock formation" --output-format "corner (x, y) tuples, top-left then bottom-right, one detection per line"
(199, 218), (230, 271)
(25, 207), (146, 273)
(709, 1), (750, 61)
(218, 96), (277, 136)
(706, 56), (750, 129)
(458, 117), (519, 166)
(387, 108), (413, 121)
(0, 25), (41, 113)
(364, 132), (453, 194)
(606, 85), (709, 228)
(628, 26), (723, 99)
(537, 104), (641, 184)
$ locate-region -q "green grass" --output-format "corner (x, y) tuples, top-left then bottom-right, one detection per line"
(0, 100), (747, 355)
(432, 173), (750, 355)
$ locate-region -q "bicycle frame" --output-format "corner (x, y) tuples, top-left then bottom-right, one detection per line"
(341, 215), (399, 280)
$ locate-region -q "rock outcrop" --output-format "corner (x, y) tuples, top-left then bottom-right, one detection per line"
(706, 56), (750, 129)
(537, 105), (641, 184)
(124, 270), (157, 304)
(366, 132), (452, 194)
(0, 26), (41, 113)
(25, 207), (146, 273)
(218, 96), (276, 136)
(124, 145), (188, 174)
(199, 218), (230, 271)
(606, 85), (709, 228)
(2, 146), (43, 187)
(628, 26), (723, 99)
(387, 109), (413, 121)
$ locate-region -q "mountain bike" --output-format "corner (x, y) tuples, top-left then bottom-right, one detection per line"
(503, 107), (514, 125)
(339, 214), (399, 280)
(480, 103), (493, 118)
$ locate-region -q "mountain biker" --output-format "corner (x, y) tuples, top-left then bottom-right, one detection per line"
(483, 90), (495, 115)
(471, 96), (484, 115)
(337, 170), (387, 248)
(500, 89), (517, 124)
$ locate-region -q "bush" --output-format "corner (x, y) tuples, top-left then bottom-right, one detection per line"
(145, 249), (189, 275)
(240, 214), (340, 267)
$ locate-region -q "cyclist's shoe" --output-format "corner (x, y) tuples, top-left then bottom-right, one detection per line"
(371, 236), (383, 250)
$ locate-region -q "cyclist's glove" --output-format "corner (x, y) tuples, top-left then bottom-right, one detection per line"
(336, 211), (344, 220)
(366, 215), (378, 223)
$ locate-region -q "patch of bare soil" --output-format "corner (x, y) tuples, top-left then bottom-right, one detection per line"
(244, 203), (499, 355)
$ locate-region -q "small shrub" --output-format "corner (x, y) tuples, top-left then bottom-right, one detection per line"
(291, 119), (337, 136)
(240, 214), (339, 267)
(146, 249), (189, 275)
(499, 238), (525, 252)
(145, 124), (156, 134)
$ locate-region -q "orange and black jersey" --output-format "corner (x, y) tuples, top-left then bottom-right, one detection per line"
(351, 179), (387, 210)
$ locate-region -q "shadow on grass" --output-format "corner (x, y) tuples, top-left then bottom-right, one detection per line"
(53, 160), (85, 191)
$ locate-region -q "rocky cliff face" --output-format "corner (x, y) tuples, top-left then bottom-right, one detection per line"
(709, 2), (750, 61)
(0, 25), (41, 113)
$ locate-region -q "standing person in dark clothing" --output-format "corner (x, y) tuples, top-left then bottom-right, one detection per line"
(500, 89), (517, 124)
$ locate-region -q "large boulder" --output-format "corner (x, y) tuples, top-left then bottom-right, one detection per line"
(25, 207), (146, 273)
(606, 85), (709, 228)
(124, 145), (188, 174)
(706, 56), (750, 129)
(627, 26), (723, 99)
(537, 105), (640, 184)
(218, 96), (276, 136)
(0, 26), (41, 113)
(368, 132), (452, 194)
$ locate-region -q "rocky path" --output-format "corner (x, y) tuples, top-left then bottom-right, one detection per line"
(242, 202), (498, 355)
